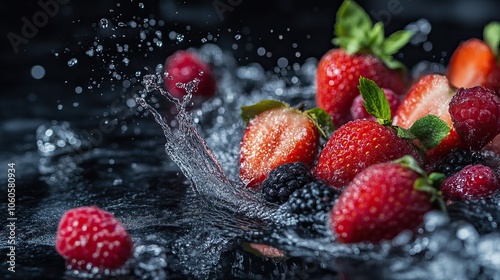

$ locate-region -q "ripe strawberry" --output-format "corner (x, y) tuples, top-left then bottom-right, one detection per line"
(56, 206), (133, 272)
(446, 22), (500, 92)
(331, 156), (444, 243)
(350, 88), (400, 121)
(441, 164), (499, 200)
(449, 86), (500, 150)
(393, 74), (463, 161)
(316, 0), (410, 127)
(314, 78), (449, 188)
(164, 50), (216, 99)
(239, 100), (333, 189)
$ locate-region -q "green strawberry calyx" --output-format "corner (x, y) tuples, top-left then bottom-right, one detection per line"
(333, 0), (413, 70)
(484, 21), (500, 60)
(358, 77), (450, 150)
(240, 100), (335, 139)
(394, 155), (446, 213)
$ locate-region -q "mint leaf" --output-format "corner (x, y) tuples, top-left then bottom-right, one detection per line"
(484, 21), (500, 57)
(409, 115), (450, 150)
(395, 126), (415, 139)
(240, 100), (288, 124)
(305, 108), (335, 139)
(357, 77), (392, 125)
(382, 30), (414, 55)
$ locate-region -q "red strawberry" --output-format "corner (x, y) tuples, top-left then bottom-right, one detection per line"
(331, 156), (443, 243)
(446, 22), (500, 92)
(314, 119), (422, 188)
(449, 86), (500, 150)
(393, 74), (463, 161)
(164, 50), (216, 99)
(441, 164), (499, 200)
(239, 100), (333, 189)
(350, 88), (401, 121)
(316, 0), (410, 127)
(56, 206), (133, 272)
(314, 78), (449, 188)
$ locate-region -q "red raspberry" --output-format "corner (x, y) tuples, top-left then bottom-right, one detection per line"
(350, 88), (401, 121)
(441, 164), (499, 199)
(164, 50), (216, 99)
(449, 86), (500, 150)
(55, 206), (133, 272)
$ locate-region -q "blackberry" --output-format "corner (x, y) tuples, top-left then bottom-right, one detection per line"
(433, 149), (485, 177)
(288, 181), (339, 216)
(261, 162), (312, 203)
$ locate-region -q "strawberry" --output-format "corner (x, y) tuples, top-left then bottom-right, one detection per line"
(446, 22), (500, 93)
(164, 50), (216, 99)
(441, 164), (499, 200)
(316, 0), (411, 127)
(393, 74), (463, 161)
(331, 156), (444, 243)
(448, 86), (500, 150)
(314, 78), (448, 188)
(55, 206), (133, 272)
(239, 100), (333, 189)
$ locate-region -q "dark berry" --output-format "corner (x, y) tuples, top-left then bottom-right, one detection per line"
(449, 86), (500, 150)
(288, 181), (339, 215)
(433, 149), (485, 177)
(441, 164), (499, 199)
(261, 162), (312, 203)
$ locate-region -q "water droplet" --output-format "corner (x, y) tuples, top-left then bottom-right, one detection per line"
(85, 48), (94, 57)
(100, 18), (109, 28)
(138, 2), (144, 8)
(75, 86), (83, 94)
(176, 34), (184, 42)
(235, 34), (241, 40)
(31, 65), (45, 79)
(67, 58), (78, 67)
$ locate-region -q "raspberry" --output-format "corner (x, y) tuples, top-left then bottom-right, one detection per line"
(261, 162), (312, 203)
(164, 50), (216, 99)
(56, 206), (133, 272)
(432, 149), (485, 177)
(288, 181), (338, 216)
(350, 88), (401, 121)
(449, 86), (500, 150)
(441, 164), (499, 199)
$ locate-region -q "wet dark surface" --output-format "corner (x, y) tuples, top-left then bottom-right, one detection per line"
(1, 1), (500, 279)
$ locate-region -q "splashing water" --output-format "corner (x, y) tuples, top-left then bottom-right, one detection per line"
(132, 45), (500, 279)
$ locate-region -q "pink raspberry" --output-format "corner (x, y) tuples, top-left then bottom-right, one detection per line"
(55, 206), (133, 272)
(449, 86), (500, 150)
(441, 164), (499, 200)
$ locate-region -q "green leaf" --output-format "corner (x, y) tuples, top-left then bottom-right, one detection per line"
(368, 22), (385, 47)
(357, 77), (392, 125)
(240, 100), (288, 124)
(409, 115), (450, 150)
(305, 108), (335, 139)
(334, 0), (372, 45)
(395, 126), (415, 139)
(484, 21), (500, 57)
(382, 30), (414, 55)
(394, 155), (426, 177)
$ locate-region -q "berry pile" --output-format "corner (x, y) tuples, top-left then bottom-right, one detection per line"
(236, 0), (500, 246)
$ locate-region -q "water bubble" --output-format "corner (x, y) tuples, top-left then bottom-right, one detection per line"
(85, 48), (94, 57)
(96, 45), (104, 53)
(99, 18), (109, 28)
(257, 47), (266, 56)
(67, 58), (78, 67)
(235, 34), (241, 40)
(75, 86), (83, 94)
(277, 57), (288, 68)
(138, 2), (144, 8)
(31, 65), (45, 79)
(176, 34), (185, 42)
